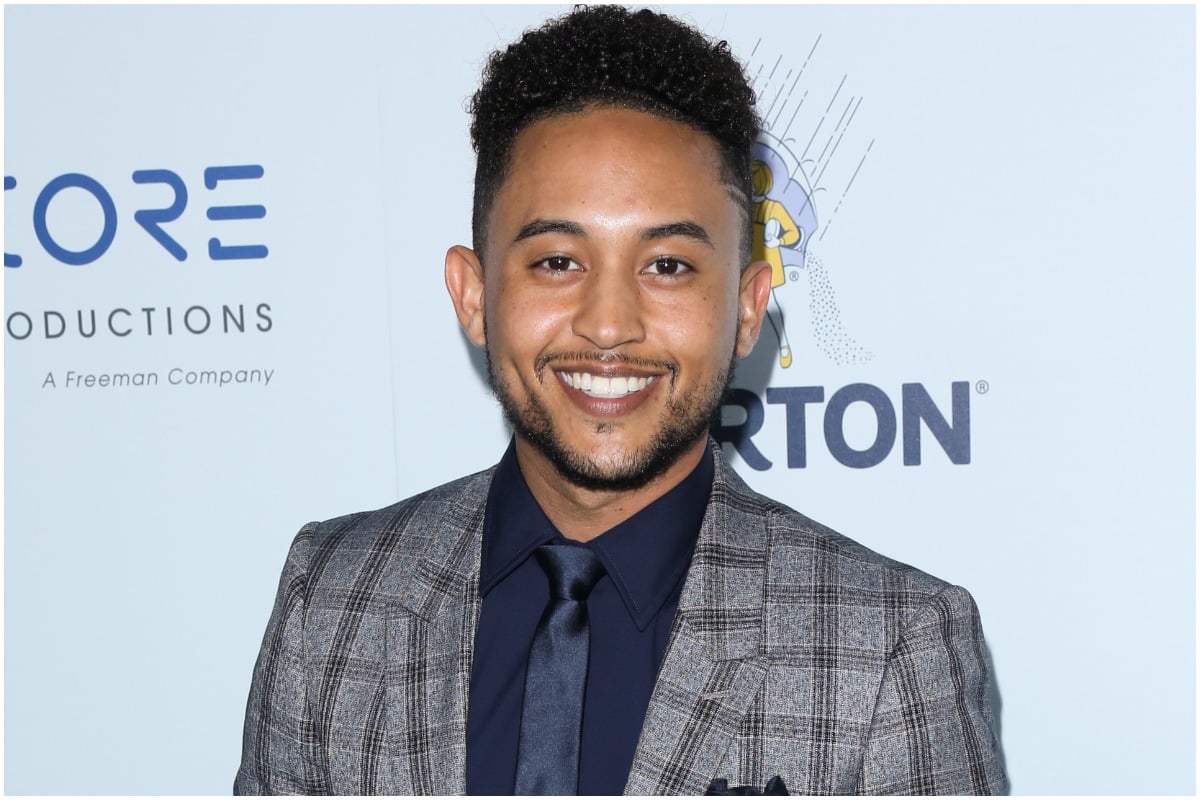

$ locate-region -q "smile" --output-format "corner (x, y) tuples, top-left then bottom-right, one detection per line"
(556, 371), (657, 399)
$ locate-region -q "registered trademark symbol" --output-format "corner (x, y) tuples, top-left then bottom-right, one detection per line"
(975, 380), (990, 394)
(788, 269), (801, 282)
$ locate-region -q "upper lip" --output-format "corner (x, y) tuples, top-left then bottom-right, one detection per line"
(540, 351), (673, 378)
(551, 362), (663, 379)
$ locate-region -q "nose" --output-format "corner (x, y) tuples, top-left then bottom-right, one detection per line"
(571, 268), (646, 350)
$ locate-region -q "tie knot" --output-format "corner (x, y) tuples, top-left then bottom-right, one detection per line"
(534, 545), (605, 601)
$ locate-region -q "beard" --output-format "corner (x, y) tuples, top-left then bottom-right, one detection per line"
(485, 346), (736, 492)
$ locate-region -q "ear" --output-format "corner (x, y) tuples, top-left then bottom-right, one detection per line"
(445, 245), (487, 347)
(734, 260), (773, 358)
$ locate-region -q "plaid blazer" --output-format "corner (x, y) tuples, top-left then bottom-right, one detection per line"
(235, 444), (1007, 795)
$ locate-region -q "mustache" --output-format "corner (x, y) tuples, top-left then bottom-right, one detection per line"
(534, 350), (678, 379)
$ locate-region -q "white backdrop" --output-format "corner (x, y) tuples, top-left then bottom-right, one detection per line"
(4, 5), (1194, 794)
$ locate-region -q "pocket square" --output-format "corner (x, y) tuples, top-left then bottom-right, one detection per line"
(705, 775), (789, 795)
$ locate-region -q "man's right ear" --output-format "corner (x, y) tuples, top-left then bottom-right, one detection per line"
(444, 245), (487, 347)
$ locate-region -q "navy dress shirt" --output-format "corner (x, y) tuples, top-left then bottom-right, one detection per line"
(465, 440), (713, 796)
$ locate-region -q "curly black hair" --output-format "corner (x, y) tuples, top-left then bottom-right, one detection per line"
(468, 5), (761, 258)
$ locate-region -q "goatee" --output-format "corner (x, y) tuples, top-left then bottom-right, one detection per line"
(485, 347), (736, 492)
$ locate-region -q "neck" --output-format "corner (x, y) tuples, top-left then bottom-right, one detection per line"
(514, 437), (708, 542)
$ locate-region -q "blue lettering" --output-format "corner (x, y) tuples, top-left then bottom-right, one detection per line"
(712, 388), (773, 470)
(206, 204), (265, 221)
(824, 383), (896, 469)
(33, 173), (117, 265)
(10, 164), (267, 266)
(766, 386), (824, 468)
(132, 169), (188, 261)
(715, 381), (973, 470)
(5, 176), (20, 267)
(204, 164), (268, 260)
(902, 381), (970, 465)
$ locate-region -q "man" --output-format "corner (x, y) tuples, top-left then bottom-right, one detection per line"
(235, 6), (1007, 795)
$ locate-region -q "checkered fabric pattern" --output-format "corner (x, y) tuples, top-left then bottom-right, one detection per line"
(235, 443), (1007, 795)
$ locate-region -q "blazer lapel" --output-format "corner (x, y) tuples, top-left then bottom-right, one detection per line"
(624, 449), (771, 795)
(382, 473), (490, 795)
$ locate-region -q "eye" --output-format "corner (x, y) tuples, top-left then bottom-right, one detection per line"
(644, 257), (692, 276)
(533, 255), (581, 272)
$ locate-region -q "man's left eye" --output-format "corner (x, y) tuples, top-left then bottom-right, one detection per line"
(645, 257), (690, 276)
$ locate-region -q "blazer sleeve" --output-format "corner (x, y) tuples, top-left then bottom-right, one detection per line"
(234, 527), (323, 795)
(856, 584), (1009, 795)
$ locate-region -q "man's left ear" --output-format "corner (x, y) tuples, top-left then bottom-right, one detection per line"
(735, 260), (773, 357)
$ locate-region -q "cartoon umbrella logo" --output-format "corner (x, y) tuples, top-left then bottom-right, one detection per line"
(750, 130), (817, 369)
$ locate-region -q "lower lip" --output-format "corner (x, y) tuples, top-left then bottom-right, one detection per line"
(555, 373), (663, 417)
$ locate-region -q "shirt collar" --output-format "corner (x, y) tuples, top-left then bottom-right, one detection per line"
(480, 438), (713, 632)
(479, 440), (560, 597)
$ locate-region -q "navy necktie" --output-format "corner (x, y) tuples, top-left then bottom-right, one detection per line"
(514, 544), (606, 795)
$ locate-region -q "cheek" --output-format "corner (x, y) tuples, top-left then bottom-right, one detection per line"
(653, 286), (740, 355)
(485, 280), (571, 357)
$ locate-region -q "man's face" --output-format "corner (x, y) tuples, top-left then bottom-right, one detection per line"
(448, 107), (769, 491)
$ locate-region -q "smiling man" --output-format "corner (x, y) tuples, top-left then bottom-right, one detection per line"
(236, 6), (1007, 796)
(446, 106), (762, 538)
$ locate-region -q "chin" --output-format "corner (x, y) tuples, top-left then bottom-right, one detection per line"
(519, 413), (709, 492)
(486, 348), (726, 492)
(547, 443), (687, 492)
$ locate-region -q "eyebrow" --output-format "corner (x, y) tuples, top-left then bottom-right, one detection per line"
(512, 218), (714, 249)
(513, 219), (585, 243)
(642, 221), (714, 249)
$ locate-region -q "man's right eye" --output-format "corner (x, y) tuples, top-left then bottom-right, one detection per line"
(534, 256), (580, 272)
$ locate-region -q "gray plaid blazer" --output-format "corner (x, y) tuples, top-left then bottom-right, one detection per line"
(235, 445), (1007, 794)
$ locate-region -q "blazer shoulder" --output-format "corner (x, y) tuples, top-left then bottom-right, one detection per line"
(285, 466), (496, 589)
(772, 498), (948, 596)
(717, 454), (952, 608)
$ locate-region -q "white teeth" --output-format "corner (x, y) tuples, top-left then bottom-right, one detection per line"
(559, 371), (655, 398)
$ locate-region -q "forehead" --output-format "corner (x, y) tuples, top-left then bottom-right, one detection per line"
(487, 107), (737, 242)
(513, 105), (721, 166)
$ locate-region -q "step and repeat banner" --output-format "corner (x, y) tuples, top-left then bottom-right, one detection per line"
(4, 5), (1194, 794)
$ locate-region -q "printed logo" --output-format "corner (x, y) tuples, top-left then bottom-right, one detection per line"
(5, 164), (269, 268)
(747, 36), (874, 369)
(4, 161), (278, 391)
(716, 38), (976, 470)
(4, 163), (273, 343)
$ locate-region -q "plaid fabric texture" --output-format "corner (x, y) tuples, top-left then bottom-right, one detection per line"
(235, 444), (1007, 795)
